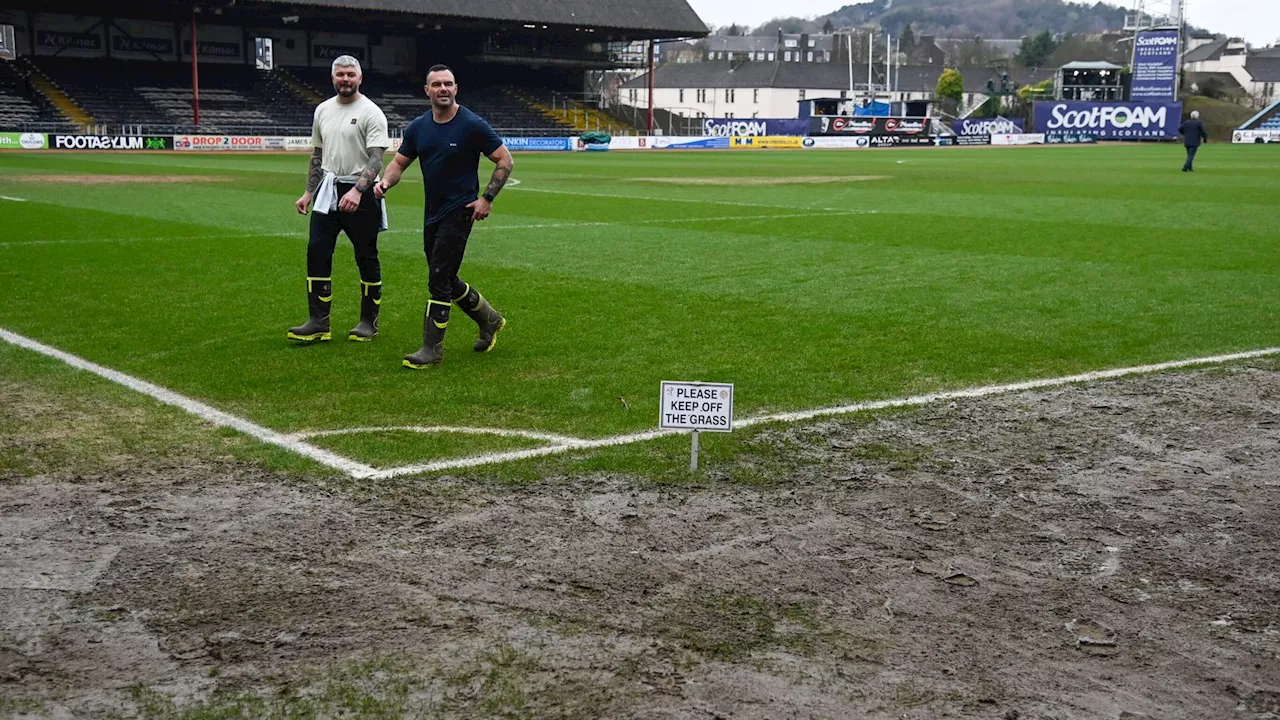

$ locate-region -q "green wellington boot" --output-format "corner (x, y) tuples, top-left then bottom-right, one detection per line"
(287, 277), (332, 342)
(348, 280), (381, 341)
(455, 286), (506, 352)
(403, 302), (449, 369)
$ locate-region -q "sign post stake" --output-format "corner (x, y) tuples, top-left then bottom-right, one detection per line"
(660, 381), (733, 472)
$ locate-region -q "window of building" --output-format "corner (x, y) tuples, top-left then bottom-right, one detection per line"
(808, 39), (816, 47)
(768, 52), (776, 61)
(679, 89), (684, 102)
(697, 88), (707, 102)
(799, 89), (806, 100)
(840, 89), (847, 99)
(784, 51), (792, 62)
(726, 88), (735, 102)
(629, 89), (636, 101)
(784, 38), (798, 47)
(807, 51), (813, 62)
(726, 112), (733, 118)
(753, 88), (759, 103)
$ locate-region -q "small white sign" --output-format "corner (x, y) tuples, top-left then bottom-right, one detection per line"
(660, 381), (734, 433)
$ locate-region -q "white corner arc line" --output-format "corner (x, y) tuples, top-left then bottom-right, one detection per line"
(0, 328), (379, 479)
(368, 346), (1280, 479)
(290, 425), (588, 446)
(1, 196), (28, 202)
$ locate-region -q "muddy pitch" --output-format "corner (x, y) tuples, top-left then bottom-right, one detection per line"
(2, 361), (1278, 718)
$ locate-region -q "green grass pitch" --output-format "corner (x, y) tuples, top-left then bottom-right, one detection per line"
(1, 145), (1277, 476)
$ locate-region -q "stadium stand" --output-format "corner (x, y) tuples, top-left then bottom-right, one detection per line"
(288, 66), (575, 134)
(1, 0), (706, 134)
(32, 58), (314, 133)
(0, 60), (61, 128)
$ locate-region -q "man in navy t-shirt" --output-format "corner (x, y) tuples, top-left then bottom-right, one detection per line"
(376, 64), (515, 368)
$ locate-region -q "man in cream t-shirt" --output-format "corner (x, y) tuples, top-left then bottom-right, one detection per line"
(288, 55), (393, 343)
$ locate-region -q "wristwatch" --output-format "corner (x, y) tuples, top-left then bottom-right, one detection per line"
(482, 192), (496, 203)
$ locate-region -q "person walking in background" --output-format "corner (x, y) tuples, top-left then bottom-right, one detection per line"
(1179, 110), (1208, 173)
(289, 55), (392, 343)
(375, 64), (514, 369)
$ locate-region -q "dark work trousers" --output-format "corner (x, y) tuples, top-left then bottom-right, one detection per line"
(307, 182), (382, 284)
(1183, 145), (1199, 171)
(423, 207), (476, 326)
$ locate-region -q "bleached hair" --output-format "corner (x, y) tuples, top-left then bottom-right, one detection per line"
(331, 55), (361, 74)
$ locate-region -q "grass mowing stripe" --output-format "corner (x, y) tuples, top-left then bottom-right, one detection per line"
(0, 211), (879, 249)
(0, 327), (377, 479)
(370, 346), (1280, 479)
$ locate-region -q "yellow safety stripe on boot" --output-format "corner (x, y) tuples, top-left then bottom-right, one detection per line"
(306, 276), (332, 293)
(362, 280), (383, 304)
(451, 283), (471, 303)
(428, 299), (450, 328)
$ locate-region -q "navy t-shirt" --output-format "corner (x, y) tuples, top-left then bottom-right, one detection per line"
(397, 106), (504, 226)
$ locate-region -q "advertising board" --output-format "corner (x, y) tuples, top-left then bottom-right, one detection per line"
(991, 133), (1046, 146)
(1130, 30), (1180, 102)
(0, 132), (47, 150)
(810, 116), (932, 136)
(952, 118), (1023, 136)
(1033, 102), (1181, 139)
(729, 136), (804, 149)
(502, 137), (574, 152)
(701, 118), (810, 137)
(50, 135), (172, 150)
(651, 137), (730, 150)
(801, 136), (871, 149)
(1232, 130), (1280, 144)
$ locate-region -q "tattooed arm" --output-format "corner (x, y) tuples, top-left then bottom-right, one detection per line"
(339, 147), (384, 212)
(467, 145), (513, 222)
(296, 148), (323, 214)
(354, 148), (384, 193)
(483, 145), (514, 201)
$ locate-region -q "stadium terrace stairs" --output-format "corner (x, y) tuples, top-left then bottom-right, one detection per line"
(19, 59), (92, 125)
(276, 68), (326, 106)
(532, 97), (630, 134)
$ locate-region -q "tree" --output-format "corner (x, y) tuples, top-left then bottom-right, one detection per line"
(936, 68), (964, 103)
(1016, 30), (1057, 68)
(1047, 33), (1123, 66)
(822, 18), (835, 35)
(750, 17), (817, 36)
(900, 23), (917, 57)
(726, 23), (743, 37)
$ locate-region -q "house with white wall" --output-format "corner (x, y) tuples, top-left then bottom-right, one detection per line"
(617, 62), (1050, 120)
(1183, 38), (1280, 106)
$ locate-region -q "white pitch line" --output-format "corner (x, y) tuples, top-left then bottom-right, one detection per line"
(0, 328), (379, 479)
(291, 424), (588, 446)
(369, 346), (1280, 479)
(1, 195), (28, 202)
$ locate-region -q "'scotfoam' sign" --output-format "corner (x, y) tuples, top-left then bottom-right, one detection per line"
(1033, 102), (1181, 139)
(952, 117), (1024, 136)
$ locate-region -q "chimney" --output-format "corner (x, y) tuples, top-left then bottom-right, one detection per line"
(800, 33), (810, 62)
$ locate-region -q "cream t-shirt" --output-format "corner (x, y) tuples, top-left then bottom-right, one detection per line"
(311, 94), (392, 181)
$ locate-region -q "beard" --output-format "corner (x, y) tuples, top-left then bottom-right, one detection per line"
(335, 82), (358, 97)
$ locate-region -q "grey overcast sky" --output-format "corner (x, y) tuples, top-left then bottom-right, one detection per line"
(685, 0), (1280, 46)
